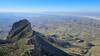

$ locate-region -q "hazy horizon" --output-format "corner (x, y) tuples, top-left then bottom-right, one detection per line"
(0, 0), (100, 20)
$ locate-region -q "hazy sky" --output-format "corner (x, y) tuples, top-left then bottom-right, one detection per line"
(0, 0), (99, 13)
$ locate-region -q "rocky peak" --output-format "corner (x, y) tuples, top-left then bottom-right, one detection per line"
(7, 19), (33, 42)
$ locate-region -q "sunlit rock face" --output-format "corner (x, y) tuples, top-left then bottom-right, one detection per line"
(7, 19), (33, 42)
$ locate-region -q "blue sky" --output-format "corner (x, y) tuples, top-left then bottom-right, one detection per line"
(0, 0), (99, 12)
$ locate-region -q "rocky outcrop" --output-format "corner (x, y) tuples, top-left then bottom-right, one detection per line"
(0, 19), (36, 56)
(0, 19), (35, 56)
(7, 19), (33, 42)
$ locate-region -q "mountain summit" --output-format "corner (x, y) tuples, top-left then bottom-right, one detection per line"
(7, 19), (33, 42)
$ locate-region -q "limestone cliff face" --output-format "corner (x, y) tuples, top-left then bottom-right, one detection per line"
(7, 19), (33, 42)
